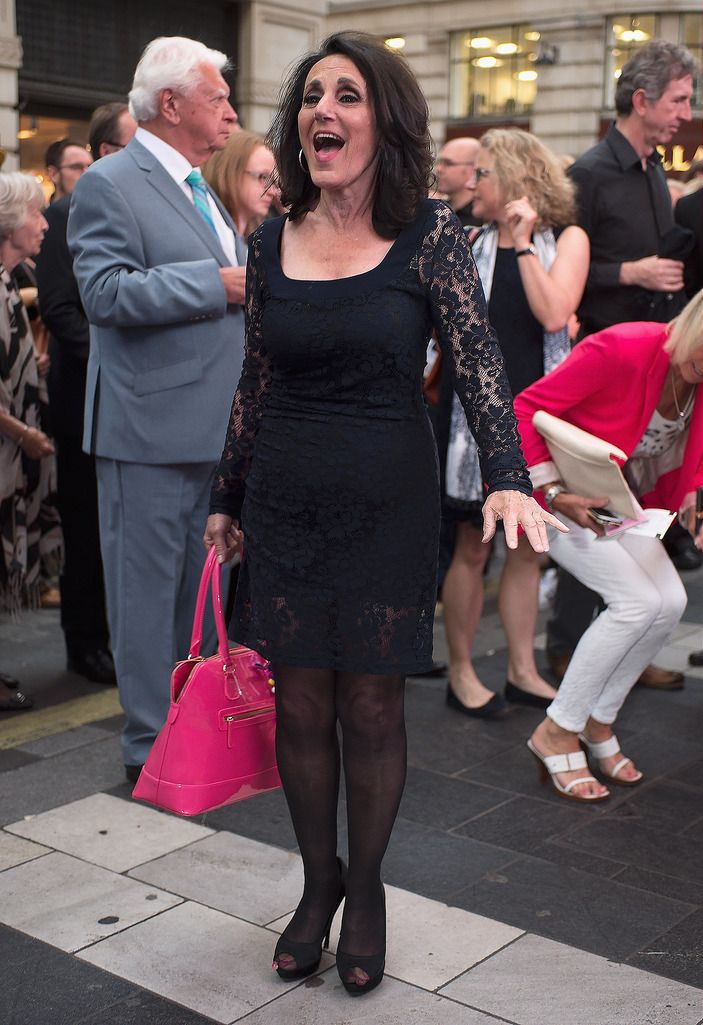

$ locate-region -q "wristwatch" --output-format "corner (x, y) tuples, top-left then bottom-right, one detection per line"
(543, 483), (566, 509)
(515, 245), (536, 258)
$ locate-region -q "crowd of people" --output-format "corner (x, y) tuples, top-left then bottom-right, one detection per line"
(0, 27), (701, 996)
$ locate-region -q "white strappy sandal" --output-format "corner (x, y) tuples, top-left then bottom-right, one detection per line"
(578, 732), (644, 787)
(527, 738), (610, 803)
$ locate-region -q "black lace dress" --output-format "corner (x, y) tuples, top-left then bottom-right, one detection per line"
(210, 200), (531, 673)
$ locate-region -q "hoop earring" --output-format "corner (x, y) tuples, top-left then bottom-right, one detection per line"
(298, 148), (309, 174)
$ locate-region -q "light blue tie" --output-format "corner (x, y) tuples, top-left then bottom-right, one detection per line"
(186, 169), (218, 237)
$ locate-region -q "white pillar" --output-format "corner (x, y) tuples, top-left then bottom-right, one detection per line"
(0, 0), (20, 170)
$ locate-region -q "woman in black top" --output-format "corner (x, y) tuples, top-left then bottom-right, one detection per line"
(205, 34), (563, 996)
(443, 128), (588, 718)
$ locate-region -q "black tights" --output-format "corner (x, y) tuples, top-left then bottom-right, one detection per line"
(272, 664), (406, 963)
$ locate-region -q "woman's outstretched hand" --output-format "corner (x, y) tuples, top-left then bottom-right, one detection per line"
(204, 513), (244, 564)
(482, 490), (569, 553)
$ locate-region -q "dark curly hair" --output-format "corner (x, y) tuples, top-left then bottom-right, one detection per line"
(268, 31), (434, 239)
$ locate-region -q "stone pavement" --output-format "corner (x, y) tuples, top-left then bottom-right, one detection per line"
(1, 558), (703, 1025)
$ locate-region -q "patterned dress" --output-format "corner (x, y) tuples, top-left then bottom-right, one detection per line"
(210, 200), (531, 673)
(0, 265), (61, 612)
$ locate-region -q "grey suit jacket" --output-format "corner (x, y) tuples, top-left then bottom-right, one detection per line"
(67, 137), (247, 463)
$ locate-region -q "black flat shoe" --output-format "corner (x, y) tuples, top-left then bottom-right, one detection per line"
(446, 684), (507, 719)
(125, 764), (144, 784)
(505, 680), (554, 710)
(67, 649), (117, 685)
(337, 887), (386, 997)
(273, 858), (347, 981)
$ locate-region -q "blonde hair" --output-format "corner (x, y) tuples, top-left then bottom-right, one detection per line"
(480, 128), (577, 229)
(0, 172), (44, 239)
(202, 130), (271, 236)
(664, 290), (703, 364)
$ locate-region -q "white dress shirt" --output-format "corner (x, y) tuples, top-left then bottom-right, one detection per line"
(135, 127), (238, 266)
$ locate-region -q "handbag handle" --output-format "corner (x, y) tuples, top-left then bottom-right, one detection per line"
(189, 547), (230, 663)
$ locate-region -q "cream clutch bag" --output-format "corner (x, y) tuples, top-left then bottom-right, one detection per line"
(532, 410), (643, 521)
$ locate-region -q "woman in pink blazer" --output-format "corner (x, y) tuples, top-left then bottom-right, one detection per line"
(514, 290), (703, 803)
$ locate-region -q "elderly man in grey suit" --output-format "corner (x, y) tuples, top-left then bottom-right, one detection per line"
(68, 36), (246, 780)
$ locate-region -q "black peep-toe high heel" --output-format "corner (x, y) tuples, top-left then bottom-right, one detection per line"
(336, 886), (386, 997)
(272, 857), (347, 981)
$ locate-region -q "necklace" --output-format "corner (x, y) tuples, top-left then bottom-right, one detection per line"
(670, 371), (694, 425)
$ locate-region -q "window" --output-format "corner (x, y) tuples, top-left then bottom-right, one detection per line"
(449, 25), (540, 120)
(681, 13), (702, 107)
(604, 14), (659, 107)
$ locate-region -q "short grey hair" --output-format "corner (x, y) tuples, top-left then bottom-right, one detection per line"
(615, 40), (698, 115)
(128, 36), (231, 122)
(0, 172), (45, 239)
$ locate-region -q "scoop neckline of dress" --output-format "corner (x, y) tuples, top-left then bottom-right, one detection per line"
(270, 209), (418, 285)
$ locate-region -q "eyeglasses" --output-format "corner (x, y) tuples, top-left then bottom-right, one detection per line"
(435, 158), (475, 168)
(59, 163), (91, 173)
(472, 168), (492, 181)
(244, 171), (272, 185)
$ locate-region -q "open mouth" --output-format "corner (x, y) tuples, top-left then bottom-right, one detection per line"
(313, 132), (345, 156)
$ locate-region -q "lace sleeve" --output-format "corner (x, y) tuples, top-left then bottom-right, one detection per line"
(209, 231), (272, 520)
(420, 204), (532, 496)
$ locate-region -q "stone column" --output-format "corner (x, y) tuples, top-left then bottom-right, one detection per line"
(0, 0), (21, 170)
(237, 0), (328, 134)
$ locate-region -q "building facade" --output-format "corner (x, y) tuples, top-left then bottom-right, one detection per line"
(0, 1), (700, 177)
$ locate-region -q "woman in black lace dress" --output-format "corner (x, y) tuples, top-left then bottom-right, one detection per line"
(205, 31), (565, 996)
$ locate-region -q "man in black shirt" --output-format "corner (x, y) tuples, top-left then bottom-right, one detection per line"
(569, 39), (696, 336)
(548, 40), (698, 689)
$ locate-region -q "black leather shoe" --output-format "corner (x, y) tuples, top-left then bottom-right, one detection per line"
(505, 680), (554, 710)
(0, 672), (33, 712)
(446, 684), (508, 718)
(689, 649), (703, 667)
(124, 763), (144, 784)
(408, 661), (447, 678)
(67, 649), (117, 685)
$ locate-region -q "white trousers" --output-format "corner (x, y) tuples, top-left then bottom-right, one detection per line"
(546, 522), (687, 733)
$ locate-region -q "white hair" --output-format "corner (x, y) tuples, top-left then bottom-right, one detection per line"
(128, 36), (231, 122)
(0, 172), (44, 239)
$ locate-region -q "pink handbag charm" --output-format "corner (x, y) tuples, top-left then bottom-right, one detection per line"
(132, 546), (281, 816)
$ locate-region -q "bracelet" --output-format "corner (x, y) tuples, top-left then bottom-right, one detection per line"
(515, 245), (536, 258)
(16, 423), (29, 447)
(543, 483), (566, 509)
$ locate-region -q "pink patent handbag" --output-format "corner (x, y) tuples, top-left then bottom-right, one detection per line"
(132, 546), (281, 816)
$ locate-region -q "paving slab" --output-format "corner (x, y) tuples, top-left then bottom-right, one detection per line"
(78, 900), (322, 1024)
(0, 734), (125, 826)
(237, 972), (508, 1025)
(0, 830), (51, 871)
(269, 884), (523, 992)
(0, 921), (216, 1025)
(5, 793), (213, 872)
(450, 854), (696, 963)
(627, 907), (703, 989)
(440, 933), (703, 1025)
(0, 851), (182, 952)
(129, 831), (304, 925)
(17, 723), (115, 757)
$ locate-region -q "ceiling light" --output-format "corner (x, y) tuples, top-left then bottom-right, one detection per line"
(516, 70), (538, 81)
(619, 29), (649, 42)
(496, 43), (519, 55)
(524, 31), (541, 42)
(473, 56), (502, 68)
(470, 37), (495, 49)
(385, 36), (405, 50)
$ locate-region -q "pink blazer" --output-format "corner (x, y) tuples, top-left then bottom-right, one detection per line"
(514, 321), (703, 512)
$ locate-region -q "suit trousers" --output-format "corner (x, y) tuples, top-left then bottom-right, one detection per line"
(55, 434), (110, 657)
(96, 458), (228, 766)
(546, 523), (687, 733)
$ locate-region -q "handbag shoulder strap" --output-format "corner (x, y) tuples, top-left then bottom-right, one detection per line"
(189, 547), (230, 663)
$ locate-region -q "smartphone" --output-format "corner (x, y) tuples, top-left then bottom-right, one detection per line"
(587, 507), (622, 525)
